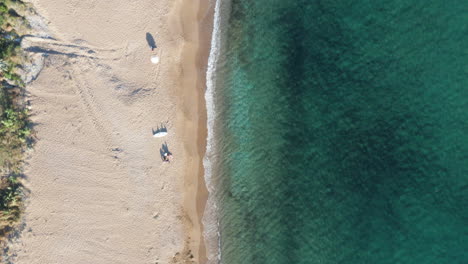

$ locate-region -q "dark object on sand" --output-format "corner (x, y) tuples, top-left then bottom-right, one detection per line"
(146, 32), (157, 51)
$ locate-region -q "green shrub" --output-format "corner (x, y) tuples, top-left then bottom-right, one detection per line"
(0, 84), (30, 236)
(0, 3), (7, 14)
(0, 38), (17, 60)
(0, 179), (22, 228)
(0, 105), (30, 172)
(0, 0), (30, 241)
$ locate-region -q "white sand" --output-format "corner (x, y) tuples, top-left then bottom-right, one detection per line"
(10, 0), (212, 263)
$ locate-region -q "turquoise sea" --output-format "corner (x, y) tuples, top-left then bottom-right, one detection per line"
(206, 0), (468, 263)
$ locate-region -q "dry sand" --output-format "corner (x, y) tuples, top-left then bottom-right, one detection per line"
(9, 0), (212, 263)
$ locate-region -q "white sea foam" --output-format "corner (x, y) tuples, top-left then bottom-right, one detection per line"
(202, 0), (231, 263)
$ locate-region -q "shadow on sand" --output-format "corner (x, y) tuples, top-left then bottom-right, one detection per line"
(152, 123), (167, 135)
(145, 33), (157, 51)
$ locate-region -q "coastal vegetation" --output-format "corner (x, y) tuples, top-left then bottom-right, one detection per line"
(0, 0), (32, 241)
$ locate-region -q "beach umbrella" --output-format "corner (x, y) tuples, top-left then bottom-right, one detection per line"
(153, 131), (167, 137)
(151, 55), (160, 64)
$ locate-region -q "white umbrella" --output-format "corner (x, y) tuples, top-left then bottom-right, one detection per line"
(151, 55), (160, 64)
(153, 131), (167, 137)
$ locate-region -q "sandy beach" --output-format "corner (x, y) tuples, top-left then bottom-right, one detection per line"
(9, 0), (212, 263)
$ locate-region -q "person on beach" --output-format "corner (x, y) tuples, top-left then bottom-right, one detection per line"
(163, 152), (172, 162)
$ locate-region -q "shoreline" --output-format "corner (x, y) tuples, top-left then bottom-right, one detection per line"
(202, 0), (230, 261)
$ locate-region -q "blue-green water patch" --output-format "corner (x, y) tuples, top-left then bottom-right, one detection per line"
(209, 0), (468, 263)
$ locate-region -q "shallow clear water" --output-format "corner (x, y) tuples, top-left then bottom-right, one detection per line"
(209, 1), (468, 263)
